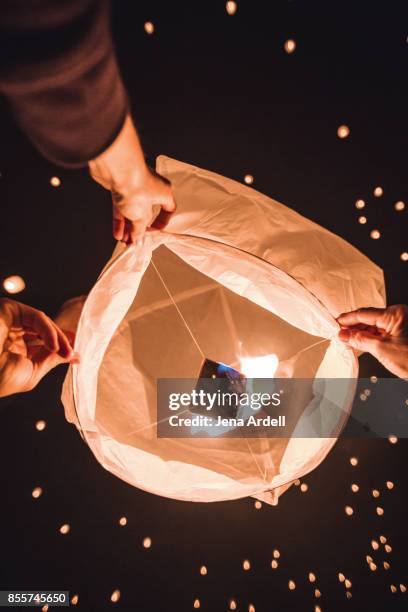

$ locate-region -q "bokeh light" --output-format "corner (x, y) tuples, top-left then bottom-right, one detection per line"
(3, 275), (25, 294)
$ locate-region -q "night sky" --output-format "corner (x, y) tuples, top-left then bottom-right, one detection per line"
(0, 1), (407, 611)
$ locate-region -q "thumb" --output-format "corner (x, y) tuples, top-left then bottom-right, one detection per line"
(338, 328), (382, 357)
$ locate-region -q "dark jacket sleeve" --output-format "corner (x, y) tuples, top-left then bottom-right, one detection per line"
(0, 0), (128, 167)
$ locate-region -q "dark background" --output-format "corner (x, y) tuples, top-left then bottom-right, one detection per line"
(0, 1), (407, 610)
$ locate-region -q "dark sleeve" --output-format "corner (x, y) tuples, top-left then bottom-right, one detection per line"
(0, 0), (129, 168)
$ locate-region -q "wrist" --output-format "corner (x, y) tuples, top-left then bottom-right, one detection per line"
(88, 114), (149, 195)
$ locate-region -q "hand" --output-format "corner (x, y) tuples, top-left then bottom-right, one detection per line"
(0, 299), (79, 398)
(89, 114), (176, 244)
(337, 305), (408, 378)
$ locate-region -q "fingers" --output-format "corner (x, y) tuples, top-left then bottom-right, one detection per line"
(338, 328), (382, 357)
(112, 208), (126, 242)
(129, 220), (147, 246)
(17, 302), (73, 358)
(337, 308), (387, 329)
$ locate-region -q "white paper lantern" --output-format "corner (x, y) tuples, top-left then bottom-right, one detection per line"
(62, 156), (385, 505)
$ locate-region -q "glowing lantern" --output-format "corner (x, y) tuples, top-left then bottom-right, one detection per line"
(244, 174), (254, 184)
(373, 186), (383, 197)
(3, 275), (25, 294)
(395, 201), (405, 211)
(32, 487), (42, 499)
(110, 590), (120, 603)
(35, 420), (46, 431)
(62, 156), (385, 505)
(144, 22), (154, 35)
(337, 125), (350, 139)
(50, 176), (61, 187)
(226, 1), (237, 15)
(370, 229), (381, 240)
(59, 523), (70, 535)
(284, 39), (296, 54)
(355, 199), (365, 209)
(143, 537), (152, 548)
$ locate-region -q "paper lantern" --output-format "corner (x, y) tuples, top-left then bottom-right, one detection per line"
(62, 156), (385, 505)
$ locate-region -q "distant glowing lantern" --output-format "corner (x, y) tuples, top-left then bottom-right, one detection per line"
(300, 483), (308, 492)
(345, 506), (354, 516)
(390, 585), (397, 594)
(358, 216), (367, 224)
(110, 590), (121, 603)
(346, 591), (352, 599)
(3, 275), (25, 294)
(309, 573), (316, 583)
(369, 562), (377, 571)
(35, 420), (46, 431)
(386, 481), (394, 490)
(288, 580), (296, 590)
(229, 601), (237, 611)
(400, 252), (408, 262)
(372, 489), (380, 498)
(373, 186), (383, 197)
(395, 200), (405, 211)
(119, 516), (127, 526)
(200, 565), (207, 575)
(193, 599), (200, 609)
(273, 549), (280, 559)
(371, 540), (379, 550)
(244, 174), (254, 184)
(337, 125), (350, 139)
(32, 487), (42, 499)
(71, 595), (79, 605)
(314, 589), (321, 598)
(284, 39), (296, 54)
(345, 579), (352, 589)
(350, 457), (358, 466)
(355, 199), (365, 209)
(338, 573), (345, 582)
(248, 605), (256, 612)
(59, 523), (70, 535)
(383, 561), (390, 570)
(226, 1), (237, 15)
(254, 500), (262, 509)
(388, 435), (398, 444)
(144, 21), (154, 34)
(271, 560), (278, 569)
(376, 506), (384, 516)
(385, 544), (392, 553)
(50, 176), (61, 187)
(351, 483), (359, 493)
(243, 559), (251, 570)
(379, 535), (387, 544)
(143, 537), (152, 548)
(370, 229), (381, 240)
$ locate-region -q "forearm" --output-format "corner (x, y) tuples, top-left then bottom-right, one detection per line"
(88, 114), (149, 194)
